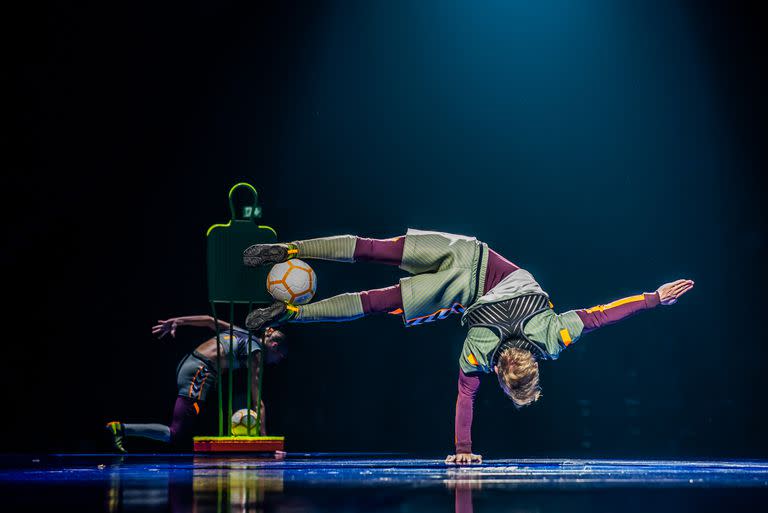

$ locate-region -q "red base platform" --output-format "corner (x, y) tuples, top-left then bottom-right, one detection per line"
(193, 436), (285, 453)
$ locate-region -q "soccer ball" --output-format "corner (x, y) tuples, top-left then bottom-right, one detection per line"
(267, 259), (317, 305)
(231, 408), (259, 436)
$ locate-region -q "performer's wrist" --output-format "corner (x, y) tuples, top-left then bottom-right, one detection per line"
(644, 292), (661, 308)
(455, 443), (472, 454)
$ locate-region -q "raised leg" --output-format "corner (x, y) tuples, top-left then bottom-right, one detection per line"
(244, 235), (406, 266)
(246, 284), (403, 329)
(294, 284), (404, 322)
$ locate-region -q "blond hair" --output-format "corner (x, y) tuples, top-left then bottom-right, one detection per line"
(496, 347), (541, 408)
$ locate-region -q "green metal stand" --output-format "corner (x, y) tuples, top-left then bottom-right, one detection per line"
(201, 183), (277, 443)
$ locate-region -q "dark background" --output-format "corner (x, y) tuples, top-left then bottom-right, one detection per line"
(6, 0), (766, 457)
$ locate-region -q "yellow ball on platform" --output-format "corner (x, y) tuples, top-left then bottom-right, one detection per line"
(231, 408), (259, 436)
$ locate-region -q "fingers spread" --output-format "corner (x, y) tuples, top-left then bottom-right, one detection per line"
(446, 454), (482, 465)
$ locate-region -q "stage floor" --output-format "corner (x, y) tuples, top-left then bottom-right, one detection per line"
(1, 454), (767, 512)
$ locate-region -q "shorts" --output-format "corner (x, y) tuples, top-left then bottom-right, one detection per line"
(398, 228), (488, 326)
(176, 351), (218, 401)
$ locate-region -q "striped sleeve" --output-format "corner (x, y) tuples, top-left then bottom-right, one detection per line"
(576, 292), (661, 334)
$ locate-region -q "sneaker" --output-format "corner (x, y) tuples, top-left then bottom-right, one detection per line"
(243, 243), (298, 267)
(245, 301), (298, 331)
(105, 421), (127, 454)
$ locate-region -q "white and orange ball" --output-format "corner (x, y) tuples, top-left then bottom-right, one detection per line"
(267, 259), (317, 305)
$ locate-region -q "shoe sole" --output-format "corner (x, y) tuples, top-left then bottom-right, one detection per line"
(243, 245), (288, 267)
(245, 303), (287, 331)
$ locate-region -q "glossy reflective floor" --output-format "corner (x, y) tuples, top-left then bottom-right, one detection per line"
(1, 454), (767, 512)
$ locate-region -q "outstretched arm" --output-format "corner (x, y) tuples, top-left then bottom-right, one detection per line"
(152, 315), (233, 339)
(446, 370), (483, 465)
(576, 279), (694, 334)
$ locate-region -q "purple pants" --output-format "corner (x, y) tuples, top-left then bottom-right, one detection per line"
(169, 396), (201, 445)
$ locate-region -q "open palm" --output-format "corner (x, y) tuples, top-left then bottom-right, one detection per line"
(656, 279), (694, 306)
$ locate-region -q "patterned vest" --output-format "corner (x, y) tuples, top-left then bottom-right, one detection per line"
(464, 293), (552, 362)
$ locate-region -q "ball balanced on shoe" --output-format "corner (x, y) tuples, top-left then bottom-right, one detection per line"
(267, 259), (317, 305)
(244, 244), (318, 331)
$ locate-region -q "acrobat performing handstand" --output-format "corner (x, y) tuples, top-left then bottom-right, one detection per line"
(242, 230), (694, 464)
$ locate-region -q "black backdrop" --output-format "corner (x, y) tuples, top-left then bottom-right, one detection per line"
(6, 1), (767, 457)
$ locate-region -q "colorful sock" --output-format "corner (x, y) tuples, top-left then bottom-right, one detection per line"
(293, 293), (365, 322)
(293, 235), (357, 262)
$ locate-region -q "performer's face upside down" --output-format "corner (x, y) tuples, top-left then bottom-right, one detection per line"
(495, 348), (541, 408)
(262, 328), (288, 364)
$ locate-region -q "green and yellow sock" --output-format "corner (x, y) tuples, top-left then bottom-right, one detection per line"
(292, 236), (357, 263)
(292, 293), (364, 322)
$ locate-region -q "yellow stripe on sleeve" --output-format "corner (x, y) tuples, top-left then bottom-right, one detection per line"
(585, 294), (645, 314)
(560, 328), (572, 346)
